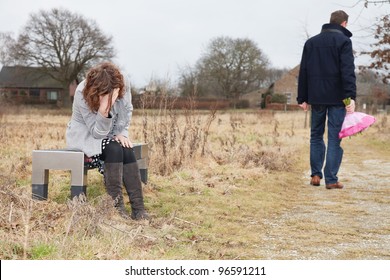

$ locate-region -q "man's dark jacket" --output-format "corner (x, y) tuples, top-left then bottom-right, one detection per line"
(297, 23), (356, 105)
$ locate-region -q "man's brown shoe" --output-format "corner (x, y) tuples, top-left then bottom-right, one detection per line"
(326, 182), (344, 189)
(310, 175), (321, 186)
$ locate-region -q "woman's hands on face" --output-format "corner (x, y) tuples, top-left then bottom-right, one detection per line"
(98, 88), (120, 117)
(114, 134), (133, 148)
(96, 88), (130, 148)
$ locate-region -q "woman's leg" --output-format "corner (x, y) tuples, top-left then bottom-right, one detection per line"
(101, 140), (128, 217)
(122, 147), (149, 220)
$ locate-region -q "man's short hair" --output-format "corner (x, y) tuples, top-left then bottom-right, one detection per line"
(330, 10), (349, 25)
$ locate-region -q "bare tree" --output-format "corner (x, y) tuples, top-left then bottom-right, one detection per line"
(9, 8), (115, 103)
(0, 32), (15, 65)
(360, 15), (390, 83)
(357, 0), (390, 84)
(195, 36), (269, 105)
(178, 65), (199, 97)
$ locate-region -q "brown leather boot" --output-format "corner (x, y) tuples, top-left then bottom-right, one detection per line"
(326, 182), (344, 189)
(104, 162), (129, 219)
(310, 175), (321, 186)
(123, 162), (149, 220)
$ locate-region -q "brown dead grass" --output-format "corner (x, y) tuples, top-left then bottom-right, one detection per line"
(0, 104), (389, 260)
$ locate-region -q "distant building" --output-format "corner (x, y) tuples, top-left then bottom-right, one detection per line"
(243, 65), (300, 109)
(0, 66), (77, 106)
(241, 88), (268, 108)
(271, 65), (300, 105)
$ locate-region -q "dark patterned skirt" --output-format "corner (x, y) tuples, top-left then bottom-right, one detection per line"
(87, 138), (115, 174)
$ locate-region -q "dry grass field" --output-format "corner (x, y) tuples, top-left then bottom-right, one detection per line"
(0, 104), (389, 260)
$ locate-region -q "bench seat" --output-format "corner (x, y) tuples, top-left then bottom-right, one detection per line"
(31, 143), (148, 200)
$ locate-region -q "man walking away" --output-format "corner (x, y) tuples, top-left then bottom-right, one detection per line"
(297, 10), (356, 189)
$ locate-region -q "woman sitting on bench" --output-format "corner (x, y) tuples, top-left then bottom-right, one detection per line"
(66, 62), (149, 220)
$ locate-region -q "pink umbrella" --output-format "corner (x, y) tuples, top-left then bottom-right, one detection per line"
(339, 112), (376, 139)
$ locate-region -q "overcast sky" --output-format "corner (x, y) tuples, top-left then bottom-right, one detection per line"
(0, 0), (388, 87)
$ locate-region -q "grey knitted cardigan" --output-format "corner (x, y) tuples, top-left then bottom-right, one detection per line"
(66, 80), (133, 157)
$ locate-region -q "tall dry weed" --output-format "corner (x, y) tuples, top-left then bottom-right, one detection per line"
(139, 91), (217, 175)
(209, 112), (294, 172)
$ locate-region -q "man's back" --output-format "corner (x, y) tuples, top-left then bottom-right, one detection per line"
(297, 23), (356, 105)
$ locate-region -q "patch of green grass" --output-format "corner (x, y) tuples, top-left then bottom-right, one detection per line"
(48, 171), (105, 203)
(30, 243), (57, 259)
(85, 182), (105, 201)
(51, 186), (71, 204)
(181, 229), (197, 240)
(176, 170), (193, 180)
(15, 178), (31, 188)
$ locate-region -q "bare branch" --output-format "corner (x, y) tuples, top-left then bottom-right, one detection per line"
(359, 14), (390, 83)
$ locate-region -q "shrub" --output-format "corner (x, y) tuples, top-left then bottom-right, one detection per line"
(271, 94), (287, 104)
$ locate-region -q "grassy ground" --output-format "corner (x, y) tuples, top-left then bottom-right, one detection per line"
(0, 105), (389, 260)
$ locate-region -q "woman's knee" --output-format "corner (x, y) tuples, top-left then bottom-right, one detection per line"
(123, 147), (137, 164)
(102, 140), (123, 163)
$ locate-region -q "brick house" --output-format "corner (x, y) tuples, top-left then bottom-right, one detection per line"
(0, 66), (77, 106)
(243, 65), (300, 109)
(271, 65), (300, 105)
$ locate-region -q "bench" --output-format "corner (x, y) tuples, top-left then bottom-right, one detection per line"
(31, 143), (149, 200)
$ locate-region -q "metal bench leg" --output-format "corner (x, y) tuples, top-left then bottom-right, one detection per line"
(137, 158), (148, 184)
(70, 164), (88, 199)
(32, 168), (49, 200)
(139, 169), (148, 184)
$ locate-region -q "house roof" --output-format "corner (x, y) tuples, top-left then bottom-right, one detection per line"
(276, 65), (300, 82)
(0, 66), (64, 89)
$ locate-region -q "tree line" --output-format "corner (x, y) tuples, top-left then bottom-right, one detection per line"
(0, 2), (389, 106)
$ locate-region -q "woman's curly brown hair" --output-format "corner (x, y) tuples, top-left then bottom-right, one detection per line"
(83, 62), (125, 112)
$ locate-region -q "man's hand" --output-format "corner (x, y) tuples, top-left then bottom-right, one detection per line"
(346, 99), (355, 114)
(299, 102), (308, 111)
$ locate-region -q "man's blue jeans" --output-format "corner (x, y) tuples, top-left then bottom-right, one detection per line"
(310, 105), (346, 185)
